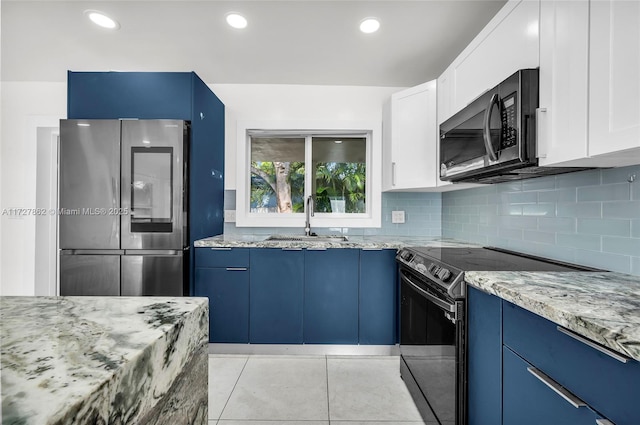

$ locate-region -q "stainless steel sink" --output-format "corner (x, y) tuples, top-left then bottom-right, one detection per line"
(266, 234), (349, 242)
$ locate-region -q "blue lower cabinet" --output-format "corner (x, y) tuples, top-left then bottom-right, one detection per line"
(194, 267), (249, 343)
(304, 249), (359, 344)
(359, 249), (397, 345)
(250, 248), (304, 343)
(503, 346), (598, 425)
(503, 301), (640, 425)
(467, 286), (502, 425)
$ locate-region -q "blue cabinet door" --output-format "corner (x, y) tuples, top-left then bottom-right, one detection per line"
(67, 71), (192, 120)
(359, 249), (397, 345)
(503, 346), (598, 425)
(467, 286), (502, 425)
(503, 300), (640, 425)
(189, 73), (225, 244)
(250, 248), (304, 343)
(304, 249), (359, 344)
(194, 267), (249, 343)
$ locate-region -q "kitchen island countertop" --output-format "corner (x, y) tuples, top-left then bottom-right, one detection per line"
(465, 270), (640, 362)
(0, 296), (209, 425)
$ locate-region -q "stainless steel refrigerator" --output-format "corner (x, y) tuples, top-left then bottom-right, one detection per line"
(59, 119), (189, 296)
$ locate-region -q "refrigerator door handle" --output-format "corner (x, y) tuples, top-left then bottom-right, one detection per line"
(60, 249), (125, 255)
(124, 249), (181, 256)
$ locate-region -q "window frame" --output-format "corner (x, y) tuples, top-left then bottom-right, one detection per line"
(235, 120), (382, 228)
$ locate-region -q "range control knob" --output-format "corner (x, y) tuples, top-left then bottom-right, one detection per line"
(437, 269), (452, 282)
(415, 263), (427, 273)
(427, 263), (438, 275)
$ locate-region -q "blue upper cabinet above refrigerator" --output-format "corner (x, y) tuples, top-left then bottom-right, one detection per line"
(67, 71), (225, 295)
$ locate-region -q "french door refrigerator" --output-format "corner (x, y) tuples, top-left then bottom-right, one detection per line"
(59, 119), (189, 296)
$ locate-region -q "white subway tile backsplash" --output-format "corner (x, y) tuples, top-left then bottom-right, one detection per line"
(557, 203), (601, 218)
(442, 165), (640, 275)
(537, 188), (577, 203)
(602, 237), (640, 257)
(523, 230), (556, 245)
(498, 227), (524, 240)
(603, 201), (640, 219)
(632, 257), (640, 275)
(556, 233), (601, 251)
(577, 183), (631, 202)
(577, 218), (631, 237)
(522, 178), (556, 191)
(633, 219), (640, 238)
(556, 170), (601, 188)
(537, 217), (576, 233)
(522, 203), (556, 217)
(508, 192), (538, 204)
(574, 250), (631, 274)
(601, 165), (640, 184)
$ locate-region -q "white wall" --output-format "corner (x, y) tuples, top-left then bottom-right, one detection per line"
(209, 84), (404, 190)
(1, 82), (67, 295)
(0, 81), (403, 295)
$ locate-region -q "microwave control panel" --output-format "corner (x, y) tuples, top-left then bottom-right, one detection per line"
(501, 93), (518, 149)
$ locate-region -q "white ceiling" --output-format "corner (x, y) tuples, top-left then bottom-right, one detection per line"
(1, 0), (507, 86)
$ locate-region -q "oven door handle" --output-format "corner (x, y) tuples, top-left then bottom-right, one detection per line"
(400, 270), (456, 313)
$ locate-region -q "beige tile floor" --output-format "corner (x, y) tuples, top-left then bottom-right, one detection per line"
(208, 354), (427, 425)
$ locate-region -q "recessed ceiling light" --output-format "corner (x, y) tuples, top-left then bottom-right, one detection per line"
(226, 13), (248, 29)
(360, 18), (380, 34)
(85, 10), (120, 30)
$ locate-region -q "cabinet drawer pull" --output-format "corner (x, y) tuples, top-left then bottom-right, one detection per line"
(392, 162), (396, 186)
(527, 367), (586, 408)
(226, 267), (247, 271)
(557, 326), (630, 364)
(210, 247), (232, 251)
(282, 248), (303, 251)
(536, 107), (548, 158)
(595, 419), (614, 425)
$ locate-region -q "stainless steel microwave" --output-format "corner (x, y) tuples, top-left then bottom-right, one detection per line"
(439, 69), (589, 184)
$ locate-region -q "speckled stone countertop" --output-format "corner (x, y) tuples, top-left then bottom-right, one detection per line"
(194, 234), (479, 250)
(465, 271), (640, 361)
(0, 296), (208, 425)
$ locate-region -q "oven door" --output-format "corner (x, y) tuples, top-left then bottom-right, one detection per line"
(399, 266), (465, 425)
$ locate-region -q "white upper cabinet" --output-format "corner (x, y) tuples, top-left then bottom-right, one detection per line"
(537, 0), (590, 166)
(539, 0), (640, 167)
(382, 81), (438, 191)
(588, 0), (640, 160)
(438, 0), (540, 124)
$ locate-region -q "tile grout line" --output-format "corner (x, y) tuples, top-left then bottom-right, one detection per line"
(325, 355), (331, 425)
(215, 355), (250, 423)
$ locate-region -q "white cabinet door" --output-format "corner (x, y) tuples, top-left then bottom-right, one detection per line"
(589, 0), (640, 159)
(383, 81), (437, 191)
(437, 68), (453, 125)
(448, 0), (540, 116)
(537, 0), (590, 166)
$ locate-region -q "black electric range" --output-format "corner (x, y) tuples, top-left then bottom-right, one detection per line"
(396, 246), (597, 425)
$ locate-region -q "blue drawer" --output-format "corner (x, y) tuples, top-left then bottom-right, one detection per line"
(503, 301), (640, 425)
(503, 346), (598, 425)
(195, 247), (250, 268)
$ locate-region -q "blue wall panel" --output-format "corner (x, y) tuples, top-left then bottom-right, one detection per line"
(67, 71), (192, 119)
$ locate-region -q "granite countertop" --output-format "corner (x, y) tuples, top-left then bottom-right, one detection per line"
(194, 234), (479, 250)
(465, 271), (640, 361)
(0, 296), (209, 425)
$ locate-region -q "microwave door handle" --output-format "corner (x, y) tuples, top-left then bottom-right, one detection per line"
(483, 93), (500, 162)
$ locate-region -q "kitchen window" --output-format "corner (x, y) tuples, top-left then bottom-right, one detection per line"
(236, 121), (382, 228)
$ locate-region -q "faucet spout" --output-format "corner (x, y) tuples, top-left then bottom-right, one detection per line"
(305, 195), (314, 236)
